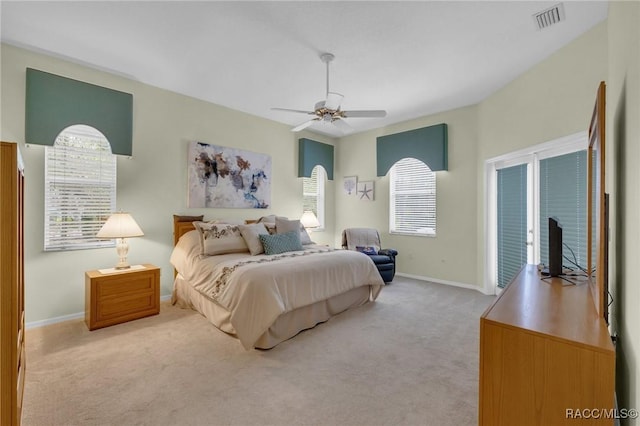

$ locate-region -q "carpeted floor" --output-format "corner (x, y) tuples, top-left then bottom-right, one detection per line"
(22, 276), (495, 426)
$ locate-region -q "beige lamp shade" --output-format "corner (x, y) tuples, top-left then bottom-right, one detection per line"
(97, 212), (144, 238)
(300, 210), (320, 229)
(97, 212), (143, 269)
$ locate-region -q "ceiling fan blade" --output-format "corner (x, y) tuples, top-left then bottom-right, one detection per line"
(332, 119), (353, 133)
(291, 119), (318, 132)
(342, 110), (387, 118)
(324, 92), (344, 110)
(272, 107), (315, 115)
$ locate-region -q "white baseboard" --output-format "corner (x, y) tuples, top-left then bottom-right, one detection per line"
(26, 294), (173, 329)
(395, 272), (493, 295)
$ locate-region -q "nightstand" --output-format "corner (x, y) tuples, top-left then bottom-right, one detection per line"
(85, 264), (160, 330)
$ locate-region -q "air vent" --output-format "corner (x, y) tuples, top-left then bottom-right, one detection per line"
(533, 3), (565, 30)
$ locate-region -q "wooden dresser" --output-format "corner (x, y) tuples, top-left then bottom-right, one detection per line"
(0, 142), (25, 425)
(479, 264), (615, 425)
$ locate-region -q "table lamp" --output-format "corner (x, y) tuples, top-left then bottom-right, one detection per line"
(300, 210), (320, 232)
(96, 212), (144, 269)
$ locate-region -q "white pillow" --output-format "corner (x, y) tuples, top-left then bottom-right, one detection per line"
(300, 227), (313, 245)
(193, 221), (249, 256)
(275, 217), (300, 234)
(274, 217), (313, 245)
(239, 223), (270, 255)
(275, 218), (303, 246)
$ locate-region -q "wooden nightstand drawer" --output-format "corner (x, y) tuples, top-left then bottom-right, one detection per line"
(85, 264), (160, 330)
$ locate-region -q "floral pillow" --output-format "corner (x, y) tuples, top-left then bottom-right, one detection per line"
(193, 221), (249, 256)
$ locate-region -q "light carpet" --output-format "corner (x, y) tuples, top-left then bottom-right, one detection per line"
(22, 276), (495, 426)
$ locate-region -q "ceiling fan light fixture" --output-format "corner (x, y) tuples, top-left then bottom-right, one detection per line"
(272, 52), (387, 134)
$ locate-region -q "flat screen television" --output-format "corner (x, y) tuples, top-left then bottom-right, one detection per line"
(547, 217), (563, 277)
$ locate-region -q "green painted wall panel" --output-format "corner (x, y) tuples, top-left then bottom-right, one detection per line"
(376, 123), (448, 175)
(25, 68), (133, 156)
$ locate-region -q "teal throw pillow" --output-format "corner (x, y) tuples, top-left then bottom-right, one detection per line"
(259, 231), (303, 255)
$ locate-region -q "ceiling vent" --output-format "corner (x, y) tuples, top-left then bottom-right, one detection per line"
(533, 3), (566, 30)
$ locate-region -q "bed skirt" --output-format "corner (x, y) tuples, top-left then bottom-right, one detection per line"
(172, 274), (372, 349)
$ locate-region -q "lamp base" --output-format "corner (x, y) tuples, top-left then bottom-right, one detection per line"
(114, 238), (130, 270)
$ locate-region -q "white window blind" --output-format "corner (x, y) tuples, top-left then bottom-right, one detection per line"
(302, 166), (325, 229)
(539, 150), (588, 271)
(496, 163), (528, 288)
(44, 125), (116, 251)
(390, 157), (436, 235)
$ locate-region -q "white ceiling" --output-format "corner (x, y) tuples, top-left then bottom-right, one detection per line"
(1, 1), (608, 137)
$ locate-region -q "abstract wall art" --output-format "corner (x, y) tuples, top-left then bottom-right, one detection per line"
(188, 141), (271, 208)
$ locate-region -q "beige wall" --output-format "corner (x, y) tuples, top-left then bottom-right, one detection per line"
(335, 106), (479, 287)
(607, 1), (640, 421)
(475, 21), (608, 291)
(1, 43), (336, 323)
(0, 18), (614, 319)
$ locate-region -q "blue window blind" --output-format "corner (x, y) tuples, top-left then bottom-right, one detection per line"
(539, 150), (588, 272)
(497, 164), (527, 288)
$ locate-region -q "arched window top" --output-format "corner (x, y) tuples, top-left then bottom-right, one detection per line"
(54, 124), (112, 152)
(45, 124), (117, 251)
(389, 157), (436, 236)
(303, 165), (326, 230)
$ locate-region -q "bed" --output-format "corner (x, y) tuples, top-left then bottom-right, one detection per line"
(170, 216), (384, 349)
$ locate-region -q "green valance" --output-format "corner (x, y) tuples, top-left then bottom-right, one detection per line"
(298, 138), (334, 180)
(25, 68), (133, 156)
(376, 123), (448, 176)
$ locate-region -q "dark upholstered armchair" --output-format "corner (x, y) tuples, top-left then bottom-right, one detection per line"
(341, 228), (398, 283)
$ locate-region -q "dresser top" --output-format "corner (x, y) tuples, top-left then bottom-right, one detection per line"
(482, 264), (614, 353)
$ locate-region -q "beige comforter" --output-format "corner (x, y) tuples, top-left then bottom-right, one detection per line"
(182, 246), (384, 349)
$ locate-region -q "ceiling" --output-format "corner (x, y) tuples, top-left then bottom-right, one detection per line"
(1, 1), (608, 138)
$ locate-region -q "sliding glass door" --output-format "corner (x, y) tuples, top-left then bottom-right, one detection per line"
(496, 163), (532, 288)
(539, 150), (589, 273)
(486, 132), (589, 293)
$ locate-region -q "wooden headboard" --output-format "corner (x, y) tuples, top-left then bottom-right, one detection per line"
(173, 215), (202, 246)
(172, 215), (259, 246)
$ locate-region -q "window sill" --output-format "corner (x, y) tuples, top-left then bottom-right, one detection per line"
(390, 231), (436, 238)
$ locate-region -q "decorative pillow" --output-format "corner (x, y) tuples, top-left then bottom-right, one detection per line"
(239, 223), (270, 256)
(276, 218), (301, 234)
(356, 246), (378, 255)
(259, 231), (304, 255)
(263, 223), (277, 235)
(193, 221), (249, 256)
(300, 226), (313, 245)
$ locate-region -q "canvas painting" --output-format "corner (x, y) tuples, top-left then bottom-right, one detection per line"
(357, 181), (374, 201)
(188, 141), (271, 208)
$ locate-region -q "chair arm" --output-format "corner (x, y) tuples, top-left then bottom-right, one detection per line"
(378, 248), (398, 258)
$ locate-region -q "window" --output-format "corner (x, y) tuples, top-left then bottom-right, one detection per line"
(484, 131), (588, 293)
(302, 166), (326, 230)
(44, 125), (116, 251)
(389, 157), (436, 235)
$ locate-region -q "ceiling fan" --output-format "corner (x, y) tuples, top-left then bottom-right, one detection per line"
(272, 53), (387, 133)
